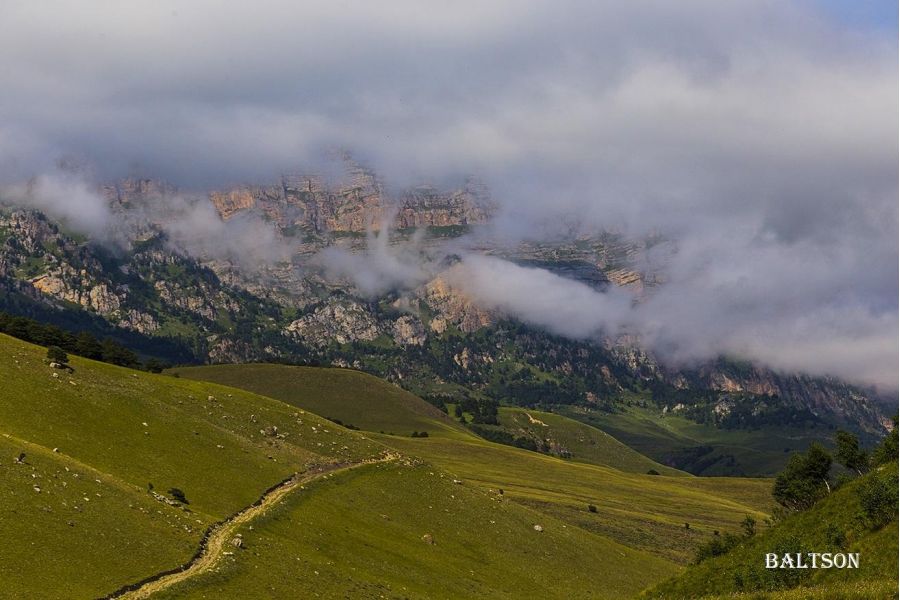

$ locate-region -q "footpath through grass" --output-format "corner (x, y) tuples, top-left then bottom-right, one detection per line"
(152, 459), (678, 600)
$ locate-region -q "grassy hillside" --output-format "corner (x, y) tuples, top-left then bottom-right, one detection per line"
(168, 362), (774, 564)
(169, 363), (469, 439)
(1, 334), (807, 598)
(0, 333), (379, 598)
(493, 407), (685, 476)
(643, 465), (899, 599)
(380, 434), (772, 564)
(152, 460), (676, 599)
(0, 333), (681, 598)
(560, 404), (835, 476)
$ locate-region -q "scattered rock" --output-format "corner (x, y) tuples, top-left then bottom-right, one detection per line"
(230, 536), (243, 548)
(421, 533), (435, 545)
(533, 524), (544, 532)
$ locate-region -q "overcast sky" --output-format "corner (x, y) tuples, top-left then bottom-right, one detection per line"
(0, 1), (897, 389)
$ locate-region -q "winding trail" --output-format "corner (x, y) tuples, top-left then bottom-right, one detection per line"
(108, 454), (397, 599)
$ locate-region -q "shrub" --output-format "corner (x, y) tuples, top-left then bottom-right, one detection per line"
(694, 532), (742, 563)
(46, 345), (69, 364)
(587, 504), (598, 513)
(144, 358), (165, 373)
(647, 469), (660, 475)
(168, 488), (189, 504)
(871, 426), (898, 467)
(857, 471), (898, 530)
(740, 515), (756, 537)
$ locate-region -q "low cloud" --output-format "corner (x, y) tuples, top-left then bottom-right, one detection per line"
(317, 222), (432, 297)
(0, 170), (291, 270)
(1, 173), (115, 240)
(0, 1), (895, 389)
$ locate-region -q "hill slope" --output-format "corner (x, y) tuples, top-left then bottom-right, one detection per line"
(151, 460), (676, 599)
(643, 464), (898, 599)
(0, 334), (679, 598)
(493, 406), (685, 476)
(559, 404), (839, 476)
(169, 363), (469, 438)
(380, 434), (772, 564)
(0, 333), (379, 597)
(164, 362), (773, 564)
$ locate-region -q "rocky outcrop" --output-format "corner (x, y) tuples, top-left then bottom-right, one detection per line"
(392, 315), (426, 346)
(31, 271), (122, 315)
(284, 301), (381, 346)
(421, 276), (495, 333)
(208, 188), (256, 220)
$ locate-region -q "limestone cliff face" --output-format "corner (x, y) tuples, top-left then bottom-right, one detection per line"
(102, 178), (176, 206)
(689, 364), (887, 432)
(396, 180), (495, 229)
(208, 188), (256, 220)
(421, 275), (495, 334)
(209, 170), (494, 234)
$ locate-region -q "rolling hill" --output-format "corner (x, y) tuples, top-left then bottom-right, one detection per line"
(169, 363), (469, 439)
(492, 406), (685, 476)
(0, 334), (679, 598)
(0, 333), (817, 598)
(558, 403), (839, 477)
(642, 464), (898, 599)
(173, 363), (774, 565)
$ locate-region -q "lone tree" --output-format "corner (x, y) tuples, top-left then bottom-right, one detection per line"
(834, 430), (868, 475)
(46, 345), (69, 365)
(772, 443), (832, 511)
(168, 488), (189, 504)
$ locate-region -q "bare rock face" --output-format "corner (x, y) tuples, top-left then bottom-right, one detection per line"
(392, 315), (426, 346)
(119, 309), (159, 334)
(207, 164), (494, 234)
(421, 275), (494, 333)
(32, 272), (122, 315)
(396, 180), (495, 229)
(284, 301), (381, 346)
(207, 336), (263, 364)
(209, 187), (257, 219)
(102, 178), (176, 206)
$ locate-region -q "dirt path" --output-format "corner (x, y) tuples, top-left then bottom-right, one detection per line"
(111, 454), (397, 599)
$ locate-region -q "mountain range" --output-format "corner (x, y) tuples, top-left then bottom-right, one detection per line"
(0, 164), (892, 476)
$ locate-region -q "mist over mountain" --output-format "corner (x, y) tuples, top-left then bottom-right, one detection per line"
(0, 1), (896, 391)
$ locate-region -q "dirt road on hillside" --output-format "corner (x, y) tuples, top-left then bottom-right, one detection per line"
(108, 454), (397, 599)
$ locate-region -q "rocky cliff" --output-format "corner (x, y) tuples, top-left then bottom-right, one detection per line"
(0, 170), (891, 439)
(208, 168), (495, 234)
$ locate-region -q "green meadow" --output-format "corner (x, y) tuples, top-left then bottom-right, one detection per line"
(170, 363), (469, 438)
(8, 337), (887, 599)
